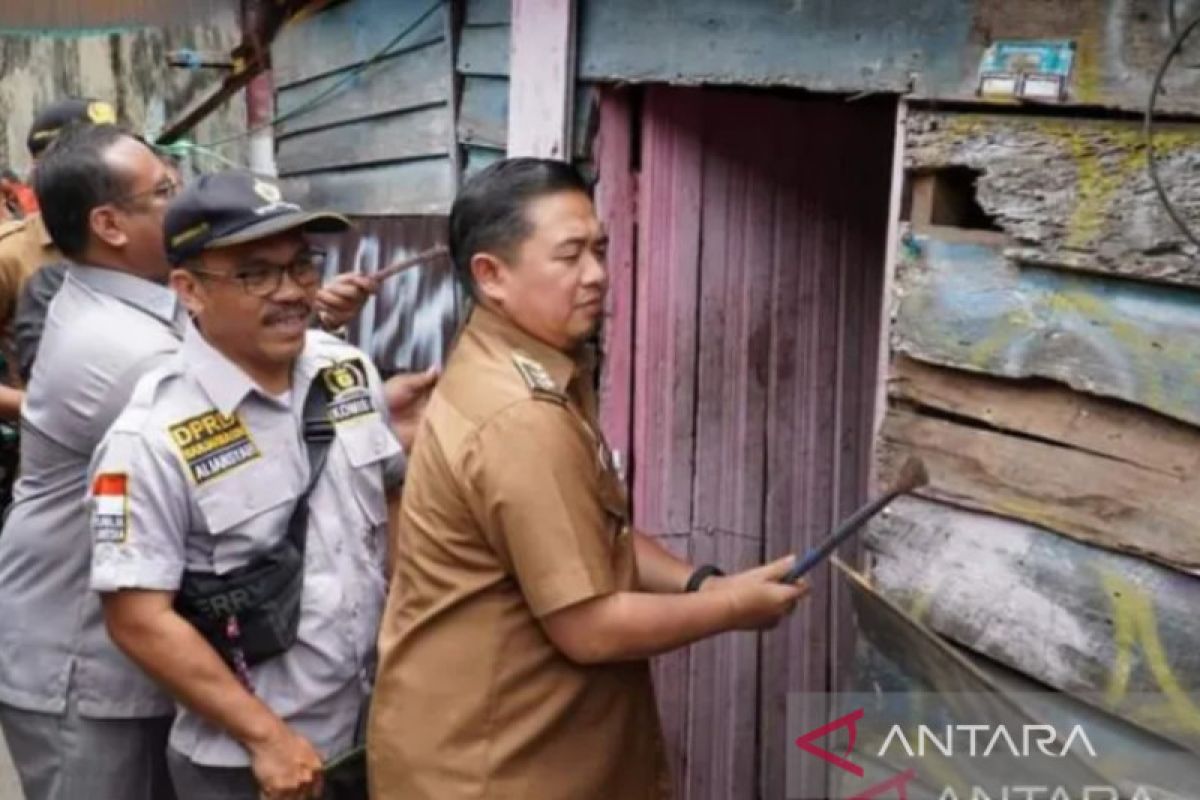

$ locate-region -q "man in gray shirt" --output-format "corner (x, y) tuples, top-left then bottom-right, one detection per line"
(90, 171), (404, 800)
(0, 123), (185, 799)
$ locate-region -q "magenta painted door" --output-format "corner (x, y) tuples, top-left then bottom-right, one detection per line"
(596, 86), (896, 799)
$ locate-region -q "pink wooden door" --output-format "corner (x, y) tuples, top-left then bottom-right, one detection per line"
(596, 86), (896, 799)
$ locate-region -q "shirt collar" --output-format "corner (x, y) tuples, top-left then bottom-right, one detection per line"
(183, 321), (325, 417)
(466, 304), (585, 394)
(33, 215), (53, 249)
(67, 263), (180, 326)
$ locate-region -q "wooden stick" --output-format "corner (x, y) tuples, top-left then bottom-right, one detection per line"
(367, 244), (449, 283)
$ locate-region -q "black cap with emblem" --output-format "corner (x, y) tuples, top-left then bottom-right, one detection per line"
(27, 98), (117, 156)
(163, 170), (351, 265)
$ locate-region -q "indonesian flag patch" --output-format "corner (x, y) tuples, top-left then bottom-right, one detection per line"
(92, 473), (130, 544)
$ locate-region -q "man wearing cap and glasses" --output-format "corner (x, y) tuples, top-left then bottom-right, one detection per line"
(0, 122), (182, 800)
(88, 170), (406, 800)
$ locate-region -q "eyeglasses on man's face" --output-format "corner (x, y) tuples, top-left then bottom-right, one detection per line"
(115, 177), (181, 208)
(191, 248), (328, 297)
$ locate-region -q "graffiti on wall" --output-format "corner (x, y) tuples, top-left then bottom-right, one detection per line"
(317, 216), (465, 375)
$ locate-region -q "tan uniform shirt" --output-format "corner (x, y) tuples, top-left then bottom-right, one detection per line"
(0, 215), (57, 382)
(0, 215), (55, 329)
(369, 306), (670, 800)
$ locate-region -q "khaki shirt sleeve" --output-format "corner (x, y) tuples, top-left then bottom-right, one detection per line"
(465, 400), (618, 618)
(0, 248), (25, 333)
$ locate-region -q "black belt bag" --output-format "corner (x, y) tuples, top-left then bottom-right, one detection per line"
(174, 379), (335, 670)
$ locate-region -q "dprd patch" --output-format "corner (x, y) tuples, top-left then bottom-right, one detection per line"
(169, 411), (261, 485)
(320, 358), (375, 425)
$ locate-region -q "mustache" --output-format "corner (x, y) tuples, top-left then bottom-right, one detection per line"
(262, 301), (312, 324)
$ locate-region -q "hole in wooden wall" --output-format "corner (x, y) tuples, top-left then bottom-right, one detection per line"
(908, 166), (1003, 232)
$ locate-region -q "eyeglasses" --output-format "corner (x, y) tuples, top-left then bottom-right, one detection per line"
(191, 249), (328, 297)
(115, 178), (180, 207)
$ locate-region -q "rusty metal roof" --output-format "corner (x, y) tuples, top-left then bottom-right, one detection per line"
(0, 0), (241, 29)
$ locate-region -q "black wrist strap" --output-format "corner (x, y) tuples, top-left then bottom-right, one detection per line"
(685, 564), (725, 592)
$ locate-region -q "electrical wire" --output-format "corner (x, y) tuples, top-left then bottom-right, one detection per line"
(1145, 10), (1200, 249)
(191, 0), (445, 150)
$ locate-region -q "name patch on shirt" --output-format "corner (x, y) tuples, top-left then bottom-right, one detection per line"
(92, 472), (130, 543)
(169, 411), (261, 485)
(320, 358), (375, 425)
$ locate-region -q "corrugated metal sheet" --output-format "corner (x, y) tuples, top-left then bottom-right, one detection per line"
(0, 0), (238, 29)
(315, 216), (464, 373)
(601, 85), (894, 799)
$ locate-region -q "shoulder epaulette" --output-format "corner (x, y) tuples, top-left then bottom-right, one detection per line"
(511, 352), (567, 404)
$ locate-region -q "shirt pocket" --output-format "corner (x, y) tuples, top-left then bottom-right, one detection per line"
(335, 417), (401, 527)
(192, 458), (300, 574)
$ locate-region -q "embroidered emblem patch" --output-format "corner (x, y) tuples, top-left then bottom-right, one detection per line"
(169, 411), (261, 485)
(92, 473), (130, 543)
(512, 352), (558, 394)
(320, 358), (375, 424)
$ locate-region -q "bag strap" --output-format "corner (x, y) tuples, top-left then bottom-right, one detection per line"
(286, 376), (336, 552)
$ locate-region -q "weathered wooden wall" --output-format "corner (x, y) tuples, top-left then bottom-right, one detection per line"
(870, 100), (1200, 767)
(0, 0), (237, 29)
(0, 16), (247, 175)
(576, 0), (1200, 115)
(271, 0), (458, 214)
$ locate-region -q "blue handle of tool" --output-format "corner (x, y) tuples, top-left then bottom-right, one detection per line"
(779, 488), (904, 584)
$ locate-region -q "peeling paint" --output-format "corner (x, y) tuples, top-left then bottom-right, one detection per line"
(910, 110), (1200, 287)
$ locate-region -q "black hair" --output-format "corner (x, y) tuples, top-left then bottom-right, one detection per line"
(33, 123), (139, 259)
(0, 169), (18, 183)
(448, 158), (590, 298)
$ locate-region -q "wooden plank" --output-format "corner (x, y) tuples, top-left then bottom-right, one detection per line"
(839, 562), (1117, 796)
(593, 86), (635, 466)
(763, 97), (841, 800)
(866, 497), (1200, 756)
(457, 76), (508, 148)
(635, 86), (705, 796)
(456, 23), (510, 77)
(275, 40), (448, 136)
(906, 111), (1200, 287)
(573, 0), (1200, 115)
(272, 0), (445, 87)
(276, 104), (450, 175)
(682, 90), (778, 800)
(461, 144), (504, 180)
(890, 356), (1200, 478)
(894, 234), (1200, 428)
(879, 407), (1200, 571)
(280, 158), (455, 216)
(507, 0), (576, 159)
(849, 564), (1200, 796)
(463, 0), (510, 27)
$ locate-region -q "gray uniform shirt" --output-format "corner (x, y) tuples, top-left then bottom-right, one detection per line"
(89, 323), (403, 767)
(0, 265), (184, 718)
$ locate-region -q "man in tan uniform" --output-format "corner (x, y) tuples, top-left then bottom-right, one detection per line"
(369, 158), (808, 799)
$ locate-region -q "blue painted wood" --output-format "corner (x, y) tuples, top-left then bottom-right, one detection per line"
(275, 40), (448, 136)
(272, 0), (444, 88)
(895, 234), (1200, 428)
(576, 0), (969, 93)
(276, 103), (450, 175)
(281, 158), (455, 215)
(456, 22), (509, 77)
(462, 144), (504, 179)
(464, 0), (510, 27)
(457, 75), (508, 148)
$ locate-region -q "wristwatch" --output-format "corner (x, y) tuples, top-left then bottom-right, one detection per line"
(684, 564), (725, 592)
